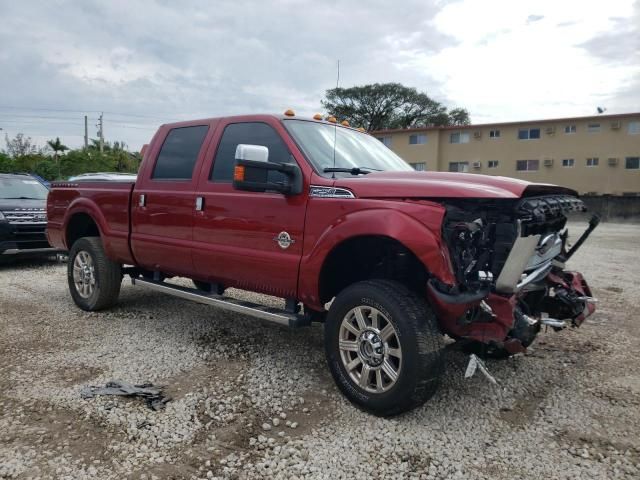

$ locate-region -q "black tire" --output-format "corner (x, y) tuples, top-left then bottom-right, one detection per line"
(67, 236), (122, 311)
(324, 279), (444, 416)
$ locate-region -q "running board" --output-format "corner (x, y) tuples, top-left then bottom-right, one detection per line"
(131, 277), (310, 328)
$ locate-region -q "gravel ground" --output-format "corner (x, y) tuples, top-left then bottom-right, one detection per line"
(1, 221), (639, 479)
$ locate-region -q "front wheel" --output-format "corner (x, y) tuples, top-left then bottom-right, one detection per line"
(68, 236), (122, 311)
(324, 280), (444, 416)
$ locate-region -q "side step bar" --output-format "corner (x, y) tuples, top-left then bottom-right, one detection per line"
(131, 277), (311, 328)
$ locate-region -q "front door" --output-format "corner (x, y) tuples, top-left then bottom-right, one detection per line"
(192, 119), (309, 298)
(131, 123), (213, 278)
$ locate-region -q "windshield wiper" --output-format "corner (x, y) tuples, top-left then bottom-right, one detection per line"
(323, 167), (382, 175)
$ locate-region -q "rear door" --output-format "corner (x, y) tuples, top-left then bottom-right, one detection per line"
(192, 118), (310, 298)
(131, 123), (214, 277)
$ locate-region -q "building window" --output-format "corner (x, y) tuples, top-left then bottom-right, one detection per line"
(449, 162), (469, 172)
(518, 128), (541, 140)
(410, 162), (426, 171)
(564, 125), (576, 134)
(626, 157), (640, 169)
(628, 122), (640, 135)
(449, 132), (470, 144)
(587, 123), (601, 133)
(377, 136), (392, 147)
(487, 160), (499, 168)
(409, 134), (427, 145)
(489, 130), (500, 138)
(562, 158), (575, 167)
(516, 159), (539, 171)
(586, 157), (599, 167)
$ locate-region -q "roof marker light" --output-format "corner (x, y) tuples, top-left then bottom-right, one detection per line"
(341, 120), (350, 126)
(313, 113), (323, 120)
(357, 127), (365, 132)
(284, 109), (295, 117)
(327, 116), (337, 123)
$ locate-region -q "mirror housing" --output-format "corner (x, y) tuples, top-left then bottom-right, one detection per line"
(232, 144), (302, 195)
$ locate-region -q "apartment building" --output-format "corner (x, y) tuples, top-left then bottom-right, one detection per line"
(373, 112), (640, 195)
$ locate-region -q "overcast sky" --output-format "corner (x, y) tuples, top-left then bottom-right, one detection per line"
(0, 0), (638, 150)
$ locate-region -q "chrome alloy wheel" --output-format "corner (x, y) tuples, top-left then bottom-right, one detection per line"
(72, 250), (96, 299)
(338, 306), (402, 393)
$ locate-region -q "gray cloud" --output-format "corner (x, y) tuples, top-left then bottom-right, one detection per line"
(0, 0), (454, 148)
(577, 3), (640, 113)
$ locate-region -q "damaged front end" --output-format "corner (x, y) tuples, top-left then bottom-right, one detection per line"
(428, 194), (599, 354)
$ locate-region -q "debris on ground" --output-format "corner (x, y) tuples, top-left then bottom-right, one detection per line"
(80, 380), (171, 410)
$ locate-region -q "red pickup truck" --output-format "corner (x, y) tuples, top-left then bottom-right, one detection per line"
(47, 113), (598, 416)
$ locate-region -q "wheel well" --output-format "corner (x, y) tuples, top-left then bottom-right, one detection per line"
(318, 236), (429, 304)
(66, 213), (100, 248)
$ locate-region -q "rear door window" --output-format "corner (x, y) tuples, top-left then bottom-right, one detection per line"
(211, 122), (290, 182)
(152, 125), (209, 180)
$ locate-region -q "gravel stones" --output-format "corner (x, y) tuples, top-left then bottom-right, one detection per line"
(1, 223), (639, 479)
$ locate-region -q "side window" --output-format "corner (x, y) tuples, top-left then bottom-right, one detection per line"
(152, 125), (209, 180)
(211, 122), (291, 182)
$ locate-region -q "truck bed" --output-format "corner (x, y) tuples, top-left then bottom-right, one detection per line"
(46, 180), (136, 264)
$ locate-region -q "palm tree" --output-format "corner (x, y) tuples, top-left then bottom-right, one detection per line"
(47, 137), (69, 178)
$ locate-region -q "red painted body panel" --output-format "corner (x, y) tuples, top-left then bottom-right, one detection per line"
(337, 171), (578, 199)
(190, 116), (313, 297)
(299, 186), (455, 310)
(46, 182), (135, 264)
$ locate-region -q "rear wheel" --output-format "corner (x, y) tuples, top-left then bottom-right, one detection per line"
(324, 280), (444, 416)
(68, 237), (122, 311)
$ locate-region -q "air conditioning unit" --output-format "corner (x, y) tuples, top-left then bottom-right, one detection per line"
(472, 161), (481, 169)
(608, 157), (619, 166)
(611, 121), (621, 129)
(545, 126), (556, 135)
(544, 158), (554, 166)
(473, 131), (482, 139)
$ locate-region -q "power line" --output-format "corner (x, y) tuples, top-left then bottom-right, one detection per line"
(0, 105), (172, 121)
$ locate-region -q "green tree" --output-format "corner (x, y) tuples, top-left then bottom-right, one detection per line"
(448, 108), (471, 126)
(321, 83), (471, 131)
(46, 137), (69, 178)
(0, 152), (16, 173)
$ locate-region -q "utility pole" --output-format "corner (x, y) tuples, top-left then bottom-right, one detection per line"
(97, 112), (104, 153)
(84, 115), (88, 149)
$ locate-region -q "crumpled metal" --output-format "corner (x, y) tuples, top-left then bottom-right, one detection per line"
(80, 380), (171, 410)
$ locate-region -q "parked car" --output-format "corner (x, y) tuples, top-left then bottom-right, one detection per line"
(67, 172), (137, 182)
(46, 112), (598, 415)
(0, 173), (61, 257)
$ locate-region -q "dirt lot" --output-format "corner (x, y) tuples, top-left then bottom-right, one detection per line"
(1, 221), (639, 479)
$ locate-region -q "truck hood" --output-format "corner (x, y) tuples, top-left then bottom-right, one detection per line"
(336, 171), (578, 199)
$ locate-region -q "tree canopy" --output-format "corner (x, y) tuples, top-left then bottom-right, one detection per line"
(1, 133), (140, 181)
(321, 83), (470, 131)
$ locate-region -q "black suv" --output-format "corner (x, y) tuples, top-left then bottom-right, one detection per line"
(0, 173), (60, 257)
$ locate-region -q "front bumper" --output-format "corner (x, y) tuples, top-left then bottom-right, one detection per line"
(428, 215), (599, 350)
(0, 221), (59, 256)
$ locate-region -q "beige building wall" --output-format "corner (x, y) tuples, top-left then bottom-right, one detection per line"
(375, 113), (640, 195)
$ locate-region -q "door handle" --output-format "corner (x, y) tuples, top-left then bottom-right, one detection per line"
(195, 196), (204, 211)
(139, 194), (146, 207)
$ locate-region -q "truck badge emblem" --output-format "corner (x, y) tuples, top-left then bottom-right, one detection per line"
(274, 231), (295, 249)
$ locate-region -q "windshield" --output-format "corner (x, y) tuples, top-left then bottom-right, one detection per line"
(0, 177), (49, 200)
(283, 119), (412, 176)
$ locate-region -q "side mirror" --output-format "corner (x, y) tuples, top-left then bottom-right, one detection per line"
(232, 144), (302, 195)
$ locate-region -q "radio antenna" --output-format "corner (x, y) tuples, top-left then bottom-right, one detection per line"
(331, 60), (340, 179)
